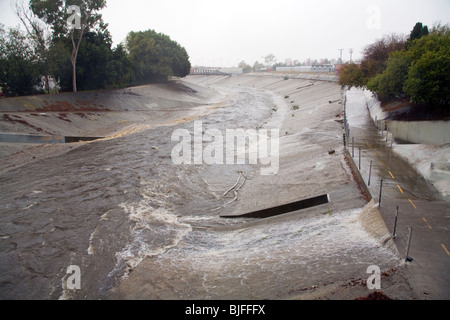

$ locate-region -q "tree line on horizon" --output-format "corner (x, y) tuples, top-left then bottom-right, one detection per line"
(0, 0), (191, 97)
(339, 22), (450, 109)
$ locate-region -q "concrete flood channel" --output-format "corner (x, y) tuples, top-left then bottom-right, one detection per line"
(0, 75), (410, 300)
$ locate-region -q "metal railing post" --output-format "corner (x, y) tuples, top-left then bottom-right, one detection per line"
(405, 226), (413, 262)
(378, 179), (383, 207)
(352, 137), (354, 157)
(359, 146), (361, 170)
(392, 206), (398, 238)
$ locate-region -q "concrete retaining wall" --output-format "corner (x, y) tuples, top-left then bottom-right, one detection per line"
(363, 89), (450, 145)
(386, 120), (450, 145)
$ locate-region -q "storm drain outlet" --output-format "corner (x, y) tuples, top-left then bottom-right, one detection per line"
(220, 193), (330, 218)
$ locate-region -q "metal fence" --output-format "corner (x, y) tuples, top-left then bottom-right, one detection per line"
(342, 92), (413, 263)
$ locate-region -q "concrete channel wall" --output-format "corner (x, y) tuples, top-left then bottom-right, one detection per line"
(364, 89), (450, 145)
(385, 120), (450, 145)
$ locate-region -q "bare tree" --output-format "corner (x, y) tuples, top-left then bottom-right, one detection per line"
(12, 0), (58, 93)
(264, 53), (276, 67)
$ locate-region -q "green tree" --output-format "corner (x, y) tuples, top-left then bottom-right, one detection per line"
(253, 61), (265, 72)
(238, 60), (252, 73)
(76, 30), (112, 91)
(0, 25), (42, 96)
(340, 22), (449, 108)
(366, 23), (449, 107)
(339, 34), (406, 88)
(106, 44), (133, 88)
(407, 22), (429, 46)
(30, 0), (107, 93)
(126, 30), (191, 84)
(51, 30), (133, 91)
(359, 34), (406, 84)
(403, 26), (450, 106)
(47, 39), (72, 92)
(338, 63), (365, 88)
(366, 50), (411, 101)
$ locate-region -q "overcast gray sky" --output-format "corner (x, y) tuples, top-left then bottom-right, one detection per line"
(1, 0), (450, 67)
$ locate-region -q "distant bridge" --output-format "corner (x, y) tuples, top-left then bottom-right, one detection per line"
(189, 68), (230, 76)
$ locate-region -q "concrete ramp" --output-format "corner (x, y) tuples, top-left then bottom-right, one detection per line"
(220, 194), (329, 219)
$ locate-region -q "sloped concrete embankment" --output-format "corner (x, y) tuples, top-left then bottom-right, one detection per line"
(0, 80), (221, 173)
(0, 80), (219, 139)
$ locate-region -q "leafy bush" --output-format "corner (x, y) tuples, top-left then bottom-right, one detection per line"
(366, 50), (411, 101)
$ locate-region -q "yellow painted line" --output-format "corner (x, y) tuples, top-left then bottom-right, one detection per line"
(374, 151), (379, 158)
(388, 171), (395, 179)
(422, 217), (432, 230)
(442, 244), (450, 257)
(409, 199), (417, 209)
(365, 139), (373, 149)
(397, 185), (404, 194)
(380, 159), (386, 167)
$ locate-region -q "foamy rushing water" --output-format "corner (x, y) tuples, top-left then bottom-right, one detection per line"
(112, 201), (399, 299)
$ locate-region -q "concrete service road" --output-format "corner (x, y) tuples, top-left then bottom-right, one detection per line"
(345, 88), (450, 300)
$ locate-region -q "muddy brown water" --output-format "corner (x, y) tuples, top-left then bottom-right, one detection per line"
(0, 80), (400, 299)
